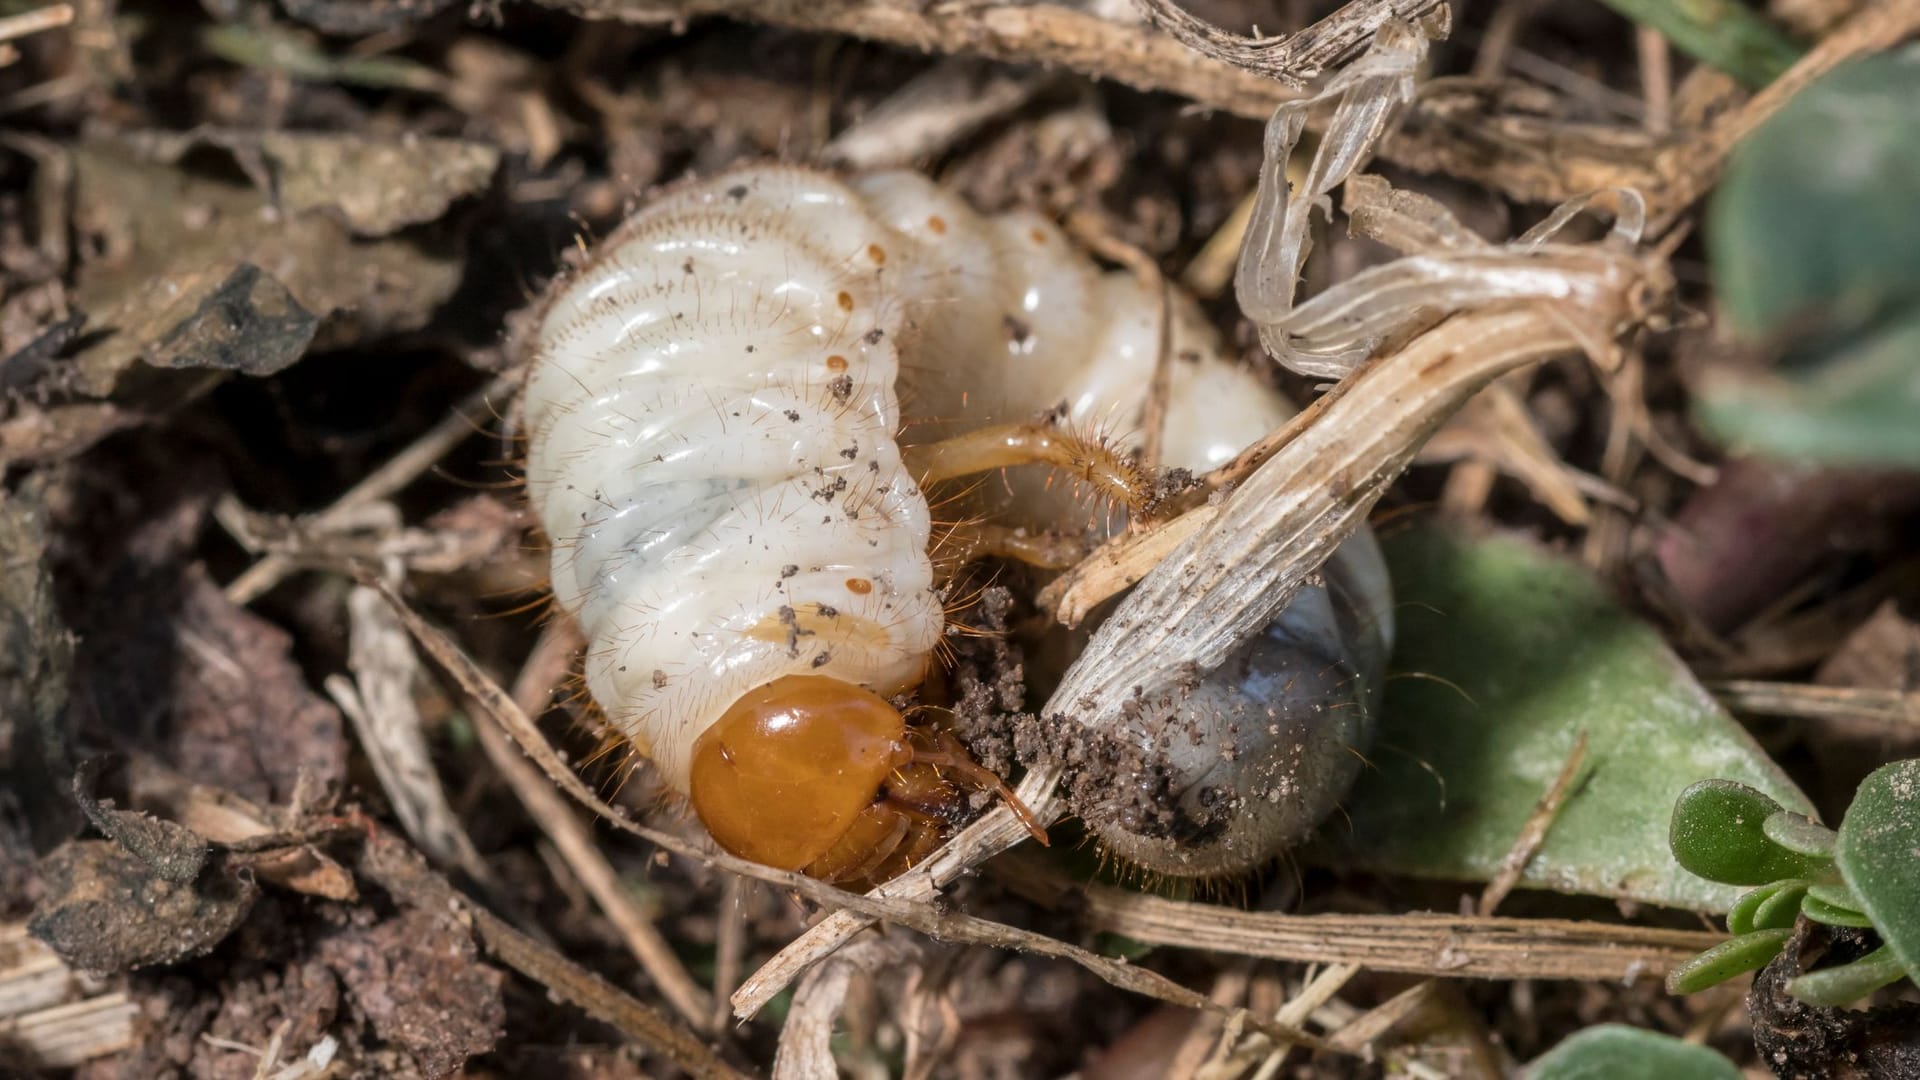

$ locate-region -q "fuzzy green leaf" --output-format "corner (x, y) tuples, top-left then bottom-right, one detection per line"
(1834, 759), (1920, 979)
(1321, 525), (1812, 912)
(1667, 928), (1792, 994)
(1700, 54), (1920, 467)
(1528, 1024), (1743, 1079)
(1764, 811), (1838, 859)
(1802, 893), (1873, 929)
(1752, 881), (1811, 930)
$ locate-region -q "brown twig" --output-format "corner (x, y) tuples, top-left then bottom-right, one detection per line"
(1476, 732), (1589, 916)
(469, 619), (718, 1031)
(998, 854), (1719, 982)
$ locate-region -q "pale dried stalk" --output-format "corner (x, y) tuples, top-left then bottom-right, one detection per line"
(575, 0), (1435, 95)
(998, 858), (1719, 981)
(470, 620), (717, 1031)
(0, 5), (73, 45)
(328, 581), (492, 883)
(819, 58), (1051, 170)
(1711, 680), (1920, 728)
(1477, 732), (1589, 916)
(559, 0), (1673, 205)
(0, 926), (134, 1069)
(1647, 0), (1920, 225)
(1043, 301), (1644, 629)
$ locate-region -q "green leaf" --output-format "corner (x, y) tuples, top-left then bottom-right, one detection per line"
(1667, 929), (1792, 994)
(1764, 811), (1838, 859)
(1727, 885), (1777, 936)
(1589, 0), (1798, 89)
(1729, 880), (1810, 934)
(1835, 759), (1920, 979)
(1751, 880), (1811, 931)
(1786, 946), (1908, 1008)
(1700, 54), (1920, 467)
(1697, 309), (1920, 468)
(1802, 892), (1873, 929)
(1671, 781), (1832, 886)
(1527, 1023), (1744, 1079)
(1711, 54), (1920, 339)
(1320, 525), (1813, 911)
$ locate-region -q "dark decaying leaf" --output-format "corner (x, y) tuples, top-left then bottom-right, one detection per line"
(27, 839), (258, 972)
(123, 129), (501, 236)
(317, 908), (506, 1078)
(71, 766), (209, 885)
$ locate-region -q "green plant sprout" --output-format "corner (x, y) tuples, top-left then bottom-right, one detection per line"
(1667, 760), (1920, 1007)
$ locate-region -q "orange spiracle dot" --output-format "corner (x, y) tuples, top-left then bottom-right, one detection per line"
(845, 577), (873, 594)
(1030, 227), (1048, 245)
(826, 354), (849, 372)
(688, 676), (910, 874)
(867, 243), (887, 265)
(926, 215), (947, 235)
(837, 291), (855, 312)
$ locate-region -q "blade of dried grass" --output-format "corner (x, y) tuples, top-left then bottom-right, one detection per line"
(1647, 0), (1920, 227)
(467, 621), (717, 1031)
(1476, 732), (1589, 916)
(1710, 680), (1920, 729)
(997, 854), (1720, 981)
(327, 580), (493, 885)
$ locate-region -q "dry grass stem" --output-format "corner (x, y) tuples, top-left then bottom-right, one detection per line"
(1648, 0), (1920, 226)
(326, 582), (494, 885)
(1477, 732), (1590, 916)
(1711, 680), (1920, 729)
(468, 620), (717, 1030)
(1000, 856), (1719, 981)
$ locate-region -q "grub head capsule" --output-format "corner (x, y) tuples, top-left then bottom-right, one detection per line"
(1074, 533), (1393, 878)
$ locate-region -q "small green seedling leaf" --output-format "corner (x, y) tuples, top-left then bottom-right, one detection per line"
(1527, 1023), (1743, 1079)
(1671, 780), (1832, 886)
(1836, 759), (1920, 980)
(1787, 945), (1908, 1008)
(1728, 884), (1780, 936)
(1805, 882), (1866, 914)
(1764, 811), (1838, 859)
(1667, 928), (1792, 995)
(1802, 893), (1873, 928)
(1751, 880), (1812, 932)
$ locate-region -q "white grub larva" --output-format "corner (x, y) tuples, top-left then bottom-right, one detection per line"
(522, 163), (1389, 884)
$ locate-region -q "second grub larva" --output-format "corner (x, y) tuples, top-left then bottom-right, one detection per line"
(522, 163), (1389, 883)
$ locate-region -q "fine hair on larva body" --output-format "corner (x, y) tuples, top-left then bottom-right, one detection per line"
(521, 163), (1389, 882)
